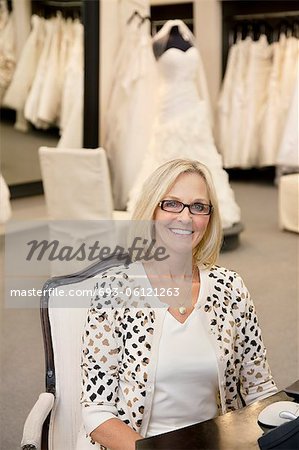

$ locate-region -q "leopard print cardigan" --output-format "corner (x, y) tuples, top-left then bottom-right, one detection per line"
(80, 262), (277, 448)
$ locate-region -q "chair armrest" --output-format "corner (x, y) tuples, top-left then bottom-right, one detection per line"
(21, 392), (55, 450)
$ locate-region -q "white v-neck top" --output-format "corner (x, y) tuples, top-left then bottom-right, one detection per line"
(146, 306), (219, 437)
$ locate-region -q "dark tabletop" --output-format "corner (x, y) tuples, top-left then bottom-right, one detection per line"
(136, 391), (294, 450)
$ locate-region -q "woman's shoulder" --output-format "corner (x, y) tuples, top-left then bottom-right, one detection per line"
(201, 265), (250, 313)
(90, 261), (148, 311)
(92, 261), (143, 284)
(201, 264), (248, 292)
(202, 264), (240, 279)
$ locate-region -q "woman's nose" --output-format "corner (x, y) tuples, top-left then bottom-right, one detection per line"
(177, 205), (193, 220)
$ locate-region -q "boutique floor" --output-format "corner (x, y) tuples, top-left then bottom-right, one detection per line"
(0, 181), (298, 450)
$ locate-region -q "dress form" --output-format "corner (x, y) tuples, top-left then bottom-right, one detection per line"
(153, 25), (193, 59)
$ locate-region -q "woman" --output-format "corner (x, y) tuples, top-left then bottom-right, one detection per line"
(81, 159), (277, 450)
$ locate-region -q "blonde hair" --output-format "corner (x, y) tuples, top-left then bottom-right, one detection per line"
(131, 159), (223, 268)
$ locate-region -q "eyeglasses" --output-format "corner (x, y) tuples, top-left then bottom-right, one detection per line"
(158, 200), (213, 216)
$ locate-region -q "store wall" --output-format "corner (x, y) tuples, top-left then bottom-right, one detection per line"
(99, 0), (222, 145)
(12, 0), (31, 58)
(99, 0), (119, 144)
(193, 0), (221, 109)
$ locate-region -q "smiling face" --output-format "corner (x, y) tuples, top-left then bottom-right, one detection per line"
(153, 172), (211, 257)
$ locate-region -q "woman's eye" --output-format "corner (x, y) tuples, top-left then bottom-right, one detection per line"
(193, 203), (204, 211)
(165, 200), (179, 208)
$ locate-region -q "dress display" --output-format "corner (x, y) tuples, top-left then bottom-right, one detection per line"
(277, 71), (299, 169)
(127, 20), (241, 229)
(239, 35), (272, 168)
(0, 6), (15, 103)
(4, 13), (83, 136)
(259, 36), (285, 167)
(0, 173), (11, 223)
(216, 31), (299, 169)
(3, 15), (45, 111)
(260, 34), (299, 167)
(24, 18), (55, 128)
(59, 19), (83, 134)
(216, 37), (252, 169)
(104, 6), (158, 210)
(58, 19), (84, 148)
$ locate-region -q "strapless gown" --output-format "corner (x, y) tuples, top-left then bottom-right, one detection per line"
(127, 46), (241, 229)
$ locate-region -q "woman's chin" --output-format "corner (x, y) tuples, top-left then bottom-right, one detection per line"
(157, 232), (194, 257)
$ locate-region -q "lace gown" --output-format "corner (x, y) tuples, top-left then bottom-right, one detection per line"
(127, 46), (241, 229)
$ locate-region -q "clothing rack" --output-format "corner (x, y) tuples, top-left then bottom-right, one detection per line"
(232, 10), (299, 21)
(42, 0), (83, 7)
(31, 0), (83, 19)
(222, 1), (299, 74)
(228, 10), (299, 46)
(38, 0), (100, 148)
(30, 0), (99, 148)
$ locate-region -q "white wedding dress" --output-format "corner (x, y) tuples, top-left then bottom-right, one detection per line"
(104, 12), (157, 210)
(127, 41), (240, 229)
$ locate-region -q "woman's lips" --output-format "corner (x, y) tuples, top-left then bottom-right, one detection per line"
(168, 228), (193, 236)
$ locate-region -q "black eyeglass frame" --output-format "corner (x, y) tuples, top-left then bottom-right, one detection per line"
(158, 200), (213, 216)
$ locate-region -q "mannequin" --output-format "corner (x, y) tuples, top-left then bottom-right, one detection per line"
(150, 19), (212, 125)
(153, 25), (193, 59)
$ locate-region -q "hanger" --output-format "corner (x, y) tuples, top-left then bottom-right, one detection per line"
(293, 20), (299, 38)
(127, 10), (143, 25)
(228, 27), (235, 47)
(138, 15), (151, 27)
(279, 19), (292, 38)
(236, 24), (243, 42)
(246, 22), (254, 39)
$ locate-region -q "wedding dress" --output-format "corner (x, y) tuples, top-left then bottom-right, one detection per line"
(104, 11), (157, 210)
(3, 15), (46, 111)
(37, 15), (63, 125)
(277, 71), (299, 168)
(0, 9), (15, 103)
(127, 20), (240, 229)
(24, 18), (55, 128)
(259, 36), (285, 167)
(58, 20), (83, 148)
(215, 39), (239, 166)
(240, 35), (272, 168)
(0, 173), (11, 223)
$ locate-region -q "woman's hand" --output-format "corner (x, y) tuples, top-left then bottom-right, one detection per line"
(91, 417), (143, 450)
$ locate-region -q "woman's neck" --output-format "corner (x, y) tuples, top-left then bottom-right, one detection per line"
(144, 257), (196, 281)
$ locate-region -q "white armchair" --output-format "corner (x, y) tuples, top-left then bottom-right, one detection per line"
(21, 393), (55, 449)
(21, 255), (127, 450)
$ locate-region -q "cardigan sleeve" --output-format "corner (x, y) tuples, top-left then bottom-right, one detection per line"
(80, 282), (121, 437)
(235, 275), (277, 405)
